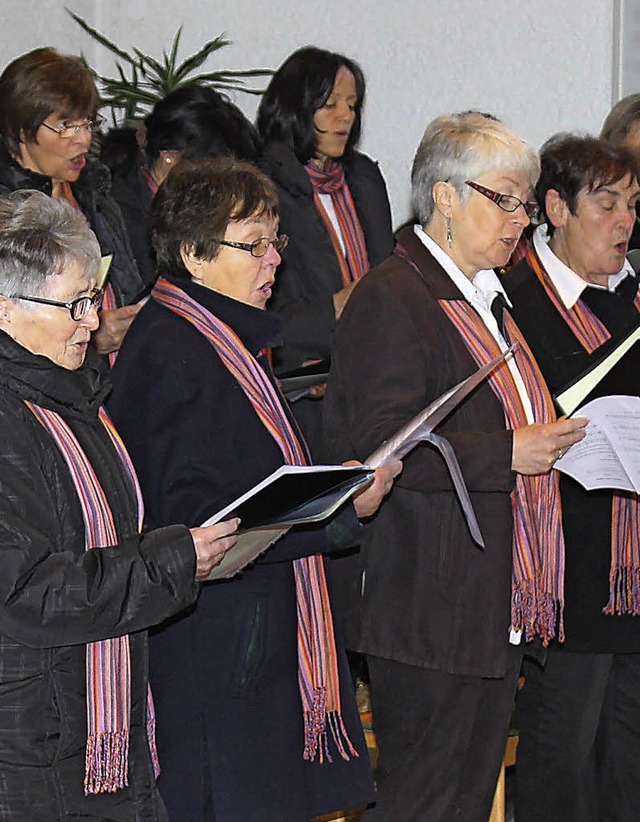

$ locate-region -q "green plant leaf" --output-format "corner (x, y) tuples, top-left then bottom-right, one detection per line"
(165, 25), (182, 80)
(173, 34), (231, 81)
(66, 9), (137, 66)
(68, 14), (273, 123)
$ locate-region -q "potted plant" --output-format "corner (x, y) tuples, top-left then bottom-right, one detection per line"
(68, 9), (272, 124)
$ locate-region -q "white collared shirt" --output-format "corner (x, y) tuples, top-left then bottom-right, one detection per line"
(414, 225), (534, 423)
(533, 224), (634, 308)
(317, 193), (346, 255)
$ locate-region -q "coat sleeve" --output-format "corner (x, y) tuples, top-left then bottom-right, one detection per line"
(109, 314), (348, 566)
(0, 404), (198, 650)
(323, 272), (515, 494)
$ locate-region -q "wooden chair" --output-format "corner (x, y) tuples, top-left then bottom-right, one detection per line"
(488, 733), (519, 822)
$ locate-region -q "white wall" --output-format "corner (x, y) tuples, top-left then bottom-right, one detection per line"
(0, 0), (620, 224)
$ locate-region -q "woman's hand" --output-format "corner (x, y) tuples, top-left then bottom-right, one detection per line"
(189, 517), (240, 581)
(92, 299), (147, 355)
(348, 460), (403, 519)
(512, 417), (588, 475)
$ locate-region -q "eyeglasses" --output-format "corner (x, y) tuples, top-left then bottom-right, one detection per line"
(40, 116), (105, 139)
(218, 235), (289, 258)
(465, 181), (541, 220)
(13, 289), (104, 320)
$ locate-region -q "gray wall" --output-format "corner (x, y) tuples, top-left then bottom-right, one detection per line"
(0, 1), (628, 223)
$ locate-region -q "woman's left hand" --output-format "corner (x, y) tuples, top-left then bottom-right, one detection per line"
(348, 460), (402, 519)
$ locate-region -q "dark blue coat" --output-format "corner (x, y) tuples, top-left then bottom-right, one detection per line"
(108, 277), (373, 822)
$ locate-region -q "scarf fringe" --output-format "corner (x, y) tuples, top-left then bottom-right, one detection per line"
(84, 730), (129, 795)
(146, 688), (160, 779)
(303, 689), (358, 764)
(604, 566), (640, 616)
(511, 579), (565, 646)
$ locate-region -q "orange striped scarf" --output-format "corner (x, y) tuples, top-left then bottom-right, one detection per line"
(151, 277), (357, 763)
(526, 245), (640, 615)
(437, 301), (566, 643)
(25, 402), (159, 793)
(305, 160), (370, 288)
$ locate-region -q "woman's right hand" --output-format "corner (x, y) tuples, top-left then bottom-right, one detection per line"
(189, 518), (240, 580)
(512, 417), (588, 475)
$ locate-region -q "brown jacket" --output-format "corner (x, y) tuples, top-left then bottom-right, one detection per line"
(323, 226), (517, 678)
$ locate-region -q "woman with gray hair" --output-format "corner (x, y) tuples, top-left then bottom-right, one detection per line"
(323, 111), (586, 820)
(0, 189), (238, 821)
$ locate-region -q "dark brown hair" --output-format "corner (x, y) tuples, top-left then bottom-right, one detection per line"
(151, 156), (280, 278)
(537, 134), (640, 235)
(0, 47), (99, 156)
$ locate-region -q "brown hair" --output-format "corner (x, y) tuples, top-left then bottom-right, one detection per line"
(0, 47), (100, 156)
(537, 133), (640, 235)
(151, 156), (280, 278)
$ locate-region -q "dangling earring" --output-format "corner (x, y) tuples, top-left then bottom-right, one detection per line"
(446, 216), (453, 248)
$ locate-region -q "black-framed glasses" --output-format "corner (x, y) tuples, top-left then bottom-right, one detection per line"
(40, 116), (105, 139)
(218, 235), (289, 258)
(465, 181), (541, 220)
(13, 289), (104, 320)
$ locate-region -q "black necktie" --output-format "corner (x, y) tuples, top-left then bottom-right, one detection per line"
(490, 292), (509, 338)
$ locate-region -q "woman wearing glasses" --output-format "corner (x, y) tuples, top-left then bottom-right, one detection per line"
(322, 112), (587, 821)
(504, 134), (640, 822)
(108, 157), (399, 822)
(0, 47), (146, 357)
(0, 190), (239, 822)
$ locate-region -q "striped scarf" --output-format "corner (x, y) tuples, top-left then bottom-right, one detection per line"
(526, 245), (640, 616)
(151, 277), (357, 763)
(25, 402), (160, 793)
(437, 299), (566, 643)
(305, 159), (370, 287)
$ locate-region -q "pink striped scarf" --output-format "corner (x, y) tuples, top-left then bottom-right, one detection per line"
(151, 277), (357, 763)
(25, 402), (160, 793)
(526, 245), (640, 615)
(305, 159), (370, 287)
(437, 301), (566, 643)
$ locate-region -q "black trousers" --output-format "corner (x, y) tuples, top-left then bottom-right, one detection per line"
(516, 650), (640, 822)
(365, 648), (522, 822)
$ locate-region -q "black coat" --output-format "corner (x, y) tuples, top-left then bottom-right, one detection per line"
(261, 142), (394, 370)
(323, 227), (517, 678)
(504, 255), (640, 652)
(0, 333), (197, 821)
(0, 142), (145, 306)
(261, 142), (394, 454)
(109, 165), (156, 290)
(107, 278), (374, 822)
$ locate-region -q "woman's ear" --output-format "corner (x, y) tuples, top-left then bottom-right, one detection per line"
(545, 189), (570, 230)
(179, 244), (200, 276)
(432, 181), (457, 219)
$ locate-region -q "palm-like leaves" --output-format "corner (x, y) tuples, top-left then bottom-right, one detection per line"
(67, 10), (272, 124)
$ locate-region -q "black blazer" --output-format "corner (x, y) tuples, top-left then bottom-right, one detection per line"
(505, 253), (640, 652)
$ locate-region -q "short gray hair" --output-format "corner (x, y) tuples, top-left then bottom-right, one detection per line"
(0, 190), (100, 299)
(411, 112), (540, 225)
(600, 94), (640, 146)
